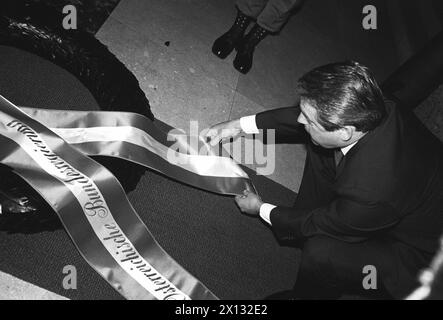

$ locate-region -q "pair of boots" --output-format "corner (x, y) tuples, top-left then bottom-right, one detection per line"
(212, 10), (269, 74)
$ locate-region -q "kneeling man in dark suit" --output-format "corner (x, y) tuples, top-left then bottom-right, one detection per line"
(205, 61), (443, 299)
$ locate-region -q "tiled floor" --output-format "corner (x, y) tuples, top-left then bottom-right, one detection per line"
(0, 271), (68, 300)
(96, 0), (401, 192)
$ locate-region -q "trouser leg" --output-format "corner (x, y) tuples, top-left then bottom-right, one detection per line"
(256, 0), (303, 32)
(236, 0), (270, 19)
(293, 235), (400, 299)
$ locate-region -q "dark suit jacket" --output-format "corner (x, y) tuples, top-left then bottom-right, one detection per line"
(255, 101), (443, 296)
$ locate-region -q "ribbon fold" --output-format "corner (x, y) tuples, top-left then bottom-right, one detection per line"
(0, 95), (255, 300)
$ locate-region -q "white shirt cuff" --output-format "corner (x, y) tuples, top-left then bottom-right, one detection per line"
(259, 203), (276, 225)
(239, 115), (259, 134)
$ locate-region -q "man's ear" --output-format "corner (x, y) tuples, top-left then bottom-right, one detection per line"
(339, 126), (355, 142)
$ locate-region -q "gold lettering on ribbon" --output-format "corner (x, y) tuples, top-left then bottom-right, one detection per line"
(7, 120), (109, 218)
(5, 118), (190, 300)
(103, 224), (186, 300)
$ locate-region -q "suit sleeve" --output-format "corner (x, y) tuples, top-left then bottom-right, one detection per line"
(255, 106), (307, 142)
(270, 195), (401, 243)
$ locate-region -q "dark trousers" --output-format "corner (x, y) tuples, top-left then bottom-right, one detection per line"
(236, 0), (303, 32)
(291, 144), (410, 299)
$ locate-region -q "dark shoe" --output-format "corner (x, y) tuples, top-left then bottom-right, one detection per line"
(212, 10), (252, 59)
(233, 24), (268, 74)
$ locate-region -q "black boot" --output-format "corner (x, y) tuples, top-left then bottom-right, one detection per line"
(212, 10), (252, 59)
(233, 24), (268, 74)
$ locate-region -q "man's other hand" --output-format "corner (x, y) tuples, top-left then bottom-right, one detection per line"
(202, 119), (242, 146)
(235, 190), (263, 216)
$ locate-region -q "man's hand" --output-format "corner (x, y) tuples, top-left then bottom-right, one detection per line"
(235, 190), (263, 216)
(202, 119), (242, 146)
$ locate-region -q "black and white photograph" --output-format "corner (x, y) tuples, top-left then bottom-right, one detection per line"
(0, 0), (442, 307)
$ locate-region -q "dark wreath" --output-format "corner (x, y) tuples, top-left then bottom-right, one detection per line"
(0, 1), (154, 233)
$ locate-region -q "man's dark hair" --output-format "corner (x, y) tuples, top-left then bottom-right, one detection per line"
(297, 61), (386, 132)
